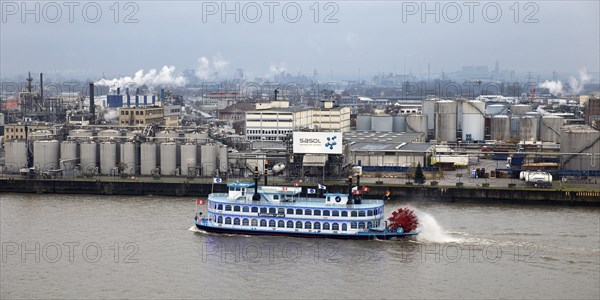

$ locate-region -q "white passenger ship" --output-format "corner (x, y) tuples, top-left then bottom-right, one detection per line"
(194, 181), (418, 240)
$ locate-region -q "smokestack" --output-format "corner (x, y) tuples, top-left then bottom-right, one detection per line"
(89, 83), (95, 124)
(347, 176), (353, 204)
(252, 165), (260, 201)
(40, 73), (43, 101)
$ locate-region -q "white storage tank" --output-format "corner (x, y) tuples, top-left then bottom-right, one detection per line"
(201, 144), (218, 176)
(485, 104), (508, 116)
(180, 143), (197, 176)
(218, 144), (229, 174)
(356, 115), (372, 131)
(406, 114), (428, 134)
(520, 116), (539, 142)
(33, 140), (59, 172)
(510, 116), (520, 137)
(435, 100), (457, 143)
(560, 125), (600, 170)
(462, 100), (485, 142)
(125, 130), (142, 140)
(540, 115), (563, 143)
(60, 141), (78, 177)
(100, 142), (118, 175)
(392, 115), (407, 132)
(511, 104), (532, 116)
(160, 142), (177, 176)
(491, 115), (511, 141)
(371, 115), (393, 132)
(80, 141), (98, 175)
(29, 130), (55, 141)
(140, 142), (157, 175)
(422, 99), (436, 131)
(4, 141), (28, 173)
(120, 141), (137, 175)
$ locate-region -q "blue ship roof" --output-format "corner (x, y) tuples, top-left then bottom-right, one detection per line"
(226, 182), (255, 188)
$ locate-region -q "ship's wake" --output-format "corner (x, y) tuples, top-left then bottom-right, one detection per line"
(413, 210), (462, 243)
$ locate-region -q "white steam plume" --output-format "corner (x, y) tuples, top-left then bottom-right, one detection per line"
(540, 80), (564, 95)
(95, 66), (186, 90)
(265, 62), (286, 79)
(568, 68), (591, 94)
(195, 53), (230, 80)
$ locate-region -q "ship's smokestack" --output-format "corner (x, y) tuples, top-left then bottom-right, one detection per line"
(89, 83), (95, 124)
(252, 165), (260, 201)
(39, 73), (43, 101)
(347, 175), (353, 204)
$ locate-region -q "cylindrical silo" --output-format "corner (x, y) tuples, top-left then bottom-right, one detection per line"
(33, 140), (59, 172)
(140, 142), (157, 175)
(371, 115), (393, 132)
(435, 100), (457, 143)
(519, 116), (539, 142)
(491, 115), (511, 141)
(540, 115), (563, 143)
(511, 104), (532, 116)
(100, 142), (117, 175)
(560, 125), (600, 170)
(201, 144), (218, 177)
(406, 114), (428, 134)
(510, 116), (521, 137)
(160, 142), (177, 176)
(80, 141), (98, 175)
(60, 141), (78, 178)
(184, 131), (209, 144)
(356, 115), (372, 131)
(120, 141), (137, 175)
(4, 141), (28, 173)
(422, 99), (436, 131)
(180, 143), (197, 176)
(393, 115), (407, 132)
(462, 100), (485, 142)
(218, 144), (228, 174)
(485, 104), (508, 116)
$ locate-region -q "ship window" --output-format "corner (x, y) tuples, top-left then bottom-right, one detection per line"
(367, 210), (373, 216)
(358, 211), (366, 217)
(225, 217), (232, 225)
(273, 195), (279, 200)
(260, 219), (267, 227)
(234, 206), (241, 212)
(305, 222), (312, 229)
(341, 223), (347, 231)
(351, 211), (358, 217)
(314, 210), (321, 216)
(217, 204), (223, 210)
(367, 221), (373, 228)
(251, 219), (258, 226)
(351, 222), (357, 229)
(278, 208), (285, 214)
(269, 220), (276, 227)
(323, 223), (330, 230)
(217, 216), (223, 224)
(233, 218), (240, 225)
(278, 220), (285, 228)
(304, 209), (312, 215)
(225, 205), (232, 211)
(260, 207), (267, 213)
(242, 218), (249, 226)
(251, 207), (258, 213)
(332, 211), (339, 217)
(373, 209), (378, 215)
(358, 222), (365, 229)
(341, 211), (348, 217)
(296, 221), (303, 229)
(323, 210), (330, 216)
(242, 206), (250, 213)
(287, 221), (294, 228)
(314, 222), (321, 230)
(332, 223), (339, 231)
(295, 209), (303, 215)
(287, 208), (294, 214)
(269, 208), (276, 214)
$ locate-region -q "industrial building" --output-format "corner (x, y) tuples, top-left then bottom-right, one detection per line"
(119, 107), (165, 126)
(345, 132), (433, 169)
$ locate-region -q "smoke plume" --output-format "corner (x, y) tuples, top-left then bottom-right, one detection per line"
(540, 80), (564, 95)
(195, 53), (230, 80)
(568, 68), (591, 94)
(95, 66), (186, 90)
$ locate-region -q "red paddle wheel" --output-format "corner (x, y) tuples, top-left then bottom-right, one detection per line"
(387, 207), (419, 233)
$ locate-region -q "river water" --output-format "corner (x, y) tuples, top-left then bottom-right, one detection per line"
(1, 193), (598, 299)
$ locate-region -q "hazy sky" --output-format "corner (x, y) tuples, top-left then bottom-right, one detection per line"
(1, 0), (599, 82)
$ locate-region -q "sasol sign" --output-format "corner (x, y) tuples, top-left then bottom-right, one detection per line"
(293, 132), (343, 154)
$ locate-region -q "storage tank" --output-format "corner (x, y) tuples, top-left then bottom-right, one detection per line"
(540, 115), (563, 143)
(180, 143), (197, 176)
(156, 130), (179, 142)
(392, 115), (407, 132)
(120, 141), (137, 175)
(60, 141), (78, 177)
(184, 131), (209, 144)
(218, 144), (229, 173)
(80, 141), (98, 175)
(405, 114), (428, 134)
(98, 129), (121, 141)
(33, 140), (59, 172)
(520, 116), (539, 141)
(69, 129), (93, 139)
(4, 141), (28, 173)
(140, 142), (157, 175)
(30, 130), (55, 141)
(560, 125), (600, 171)
(511, 104), (532, 116)
(435, 100), (457, 142)
(125, 130), (142, 140)
(160, 142), (177, 176)
(490, 115), (511, 141)
(510, 116), (520, 137)
(371, 115), (393, 132)
(462, 100), (485, 142)
(100, 142), (117, 175)
(201, 144), (218, 176)
(485, 104), (508, 116)
(356, 115), (372, 131)
(422, 99), (436, 131)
